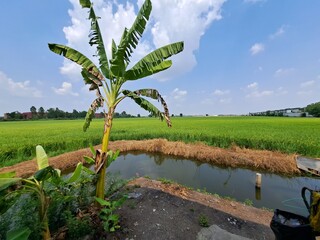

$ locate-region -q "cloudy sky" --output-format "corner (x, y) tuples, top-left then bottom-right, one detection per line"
(0, 0), (319, 116)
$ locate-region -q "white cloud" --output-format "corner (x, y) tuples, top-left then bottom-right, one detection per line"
(274, 68), (295, 77)
(52, 82), (79, 96)
(62, 0), (226, 81)
(300, 80), (315, 88)
(250, 43), (265, 55)
(269, 25), (286, 40)
(247, 82), (258, 90)
(245, 82), (275, 98)
(0, 71), (42, 98)
(171, 88), (187, 100)
(213, 89), (230, 96)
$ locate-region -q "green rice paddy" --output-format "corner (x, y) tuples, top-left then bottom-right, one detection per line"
(0, 116), (319, 167)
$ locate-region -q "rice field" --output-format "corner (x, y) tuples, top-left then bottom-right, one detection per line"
(0, 116), (319, 167)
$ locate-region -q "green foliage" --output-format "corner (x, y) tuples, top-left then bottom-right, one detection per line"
(198, 214), (209, 227)
(0, 194), (42, 240)
(0, 145), (95, 239)
(105, 173), (128, 196)
(95, 196), (127, 232)
(157, 177), (174, 184)
(64, 211), (92, 239)
(306, 102), (320, 117)
(244, 198), (253, 206)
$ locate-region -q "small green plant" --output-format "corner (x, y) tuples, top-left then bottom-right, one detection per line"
(198, 214), (209, 227)
(64, 211), (92, 239)
(224, 196), (236, 201)
(0, 145), (85, 240)
(105, 173), (128, 196)
(95, 196), (127, 232)
(213, 193), (220, 199)
(128, 201), (136, 209)
(244, 198), (253, 206)
(157, 178), (174, 184)
(261, 207), (273, 212)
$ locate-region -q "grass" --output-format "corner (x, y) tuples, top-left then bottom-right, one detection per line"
(1, 116), (320, 167)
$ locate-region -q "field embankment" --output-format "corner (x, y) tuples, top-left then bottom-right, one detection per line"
(0, 139), (300, 177)
(0, 116), (319, 168)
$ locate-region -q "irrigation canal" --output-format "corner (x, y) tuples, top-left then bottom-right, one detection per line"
(105, 152), (319, 216)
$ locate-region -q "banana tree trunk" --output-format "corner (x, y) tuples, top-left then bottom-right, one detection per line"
(96, 108), (114, 199)
(39, 191), (50, 239)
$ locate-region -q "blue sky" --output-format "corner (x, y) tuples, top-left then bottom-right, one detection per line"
(0, 0), (319, 116)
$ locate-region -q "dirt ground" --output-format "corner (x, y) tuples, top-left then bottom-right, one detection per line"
(104, 177), (274, 240)
(0, 139), (304, 239)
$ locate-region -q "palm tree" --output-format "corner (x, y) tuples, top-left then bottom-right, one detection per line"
(48, 0), (184, 199)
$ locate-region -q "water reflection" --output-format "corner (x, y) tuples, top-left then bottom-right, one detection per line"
(108, 152), (320, 216)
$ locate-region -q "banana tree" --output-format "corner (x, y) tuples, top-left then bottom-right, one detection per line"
(48, 0), (184, 199)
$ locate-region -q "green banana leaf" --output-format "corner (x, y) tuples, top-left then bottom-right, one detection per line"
(33, 166), (59, 182)
(6, 227), (31, 240)
(48, 43), (103, 80)
(125, 42), (184, 80)
(0, 177), (21, 192)
(36, 145), (49, 170)
(66, 162), (83, 183)
(110, 0), (152, 76)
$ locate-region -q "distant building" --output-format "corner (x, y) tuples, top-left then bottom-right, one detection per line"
(94, 113), (104, 118)
(249, 107), (311, 117)
(22, 112), (33, 119)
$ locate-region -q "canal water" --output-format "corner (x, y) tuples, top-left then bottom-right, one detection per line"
(107, 152), (320, 216)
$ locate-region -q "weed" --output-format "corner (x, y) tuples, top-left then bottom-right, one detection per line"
(244, 199), (253, 206)
(261, 207), (273, 212)
(224, 196), (236, 201)
(105, 173), (128, 196)
(64, 211), (92, 239)
(198, 214), (209, 227)
(213, 193), (220, 199)
(157, 178), (174, 184)
(128, 201), (136, 209)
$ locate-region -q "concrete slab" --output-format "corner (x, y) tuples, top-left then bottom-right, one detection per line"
(197, 225), (251, 240)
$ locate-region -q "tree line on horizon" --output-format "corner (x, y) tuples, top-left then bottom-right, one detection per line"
(1, 106), (137, 121)
(249, 101), (320, 117)
(2, 101), (320, 121)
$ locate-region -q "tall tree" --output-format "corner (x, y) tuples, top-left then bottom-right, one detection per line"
(38, 107), (45, 119)
(49, 0), (184, 199)
(30, 106), (37, 118)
